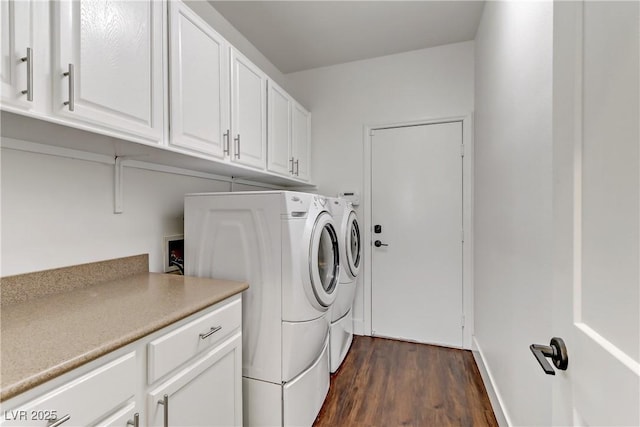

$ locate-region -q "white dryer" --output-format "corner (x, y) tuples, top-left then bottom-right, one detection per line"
(184, 191), (340, 427)
(328, 197), (362, 373)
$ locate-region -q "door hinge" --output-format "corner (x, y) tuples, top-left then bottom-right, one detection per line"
(460, 144), (465, 157)
(462, 315), (466, 328)
(461, 229), (464, 242)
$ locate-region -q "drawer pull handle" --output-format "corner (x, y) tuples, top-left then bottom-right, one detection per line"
(199, 326), (222, 339)
(157, 394), (169, 427)
(234, 134), (241, 158)
(20, 47), (33, 101)
(47, 414), (71, 427)
(63, 63), (74, 111)
(223, 129), (230, 155)
(127, 413), (139, 427)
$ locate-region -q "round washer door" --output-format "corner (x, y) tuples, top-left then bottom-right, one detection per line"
(344, 211), (362, 278)
(309, 212), (340, 307)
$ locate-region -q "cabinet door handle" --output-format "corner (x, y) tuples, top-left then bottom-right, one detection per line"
(20, 47), (33, 101)
(294, 159), (299, 176)
(234, 134), (241, 158)
(157, 394), (169, 427)
(47, 414), (71, 427)
(126, 413), (139, 427)
(289, 157), (295, 174)
(63, 63), (74, 111)
(223, 130), (230, 155)
(199, 325), (222, 339)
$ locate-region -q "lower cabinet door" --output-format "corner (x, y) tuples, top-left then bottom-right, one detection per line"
(147, 332), (242, 427)
(0, 352), (137, 427)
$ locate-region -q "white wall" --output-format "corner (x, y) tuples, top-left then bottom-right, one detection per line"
(0, 147), (263, 276)
(285, 41), (474, 334)
(473, 2), (553, 425)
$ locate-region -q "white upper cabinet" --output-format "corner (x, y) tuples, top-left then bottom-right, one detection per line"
(1, 0), (38, 111)
(230, 48), (267, 170)
(53, 0), (164, 143)
(292, 101), (311, 182)
(168, 1), (229, 159)
(267, 80), (292, 176)
(0, 0), (311, 186)
(267, 80), (312, 182)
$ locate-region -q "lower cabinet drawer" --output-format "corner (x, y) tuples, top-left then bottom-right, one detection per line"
(147, 296), (241, 384)
(1, 352), (137, 427)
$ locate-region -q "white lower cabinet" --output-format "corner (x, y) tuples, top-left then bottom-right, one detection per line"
(1, 353), (138, 427)
(147, 333), (242, 427)
(1, 295), (242, 427)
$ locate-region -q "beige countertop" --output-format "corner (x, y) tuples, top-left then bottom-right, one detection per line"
(0, 273), (248, 402)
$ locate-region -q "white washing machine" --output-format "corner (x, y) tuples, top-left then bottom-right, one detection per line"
(328, 197), (362, 373)
(184, 191), (340, 427)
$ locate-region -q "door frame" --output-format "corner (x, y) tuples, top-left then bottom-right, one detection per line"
(362, 114), (474, 349)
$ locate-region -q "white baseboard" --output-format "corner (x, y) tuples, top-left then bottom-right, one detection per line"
(353, 318), (365, 336)
(472, 336), (511, 427)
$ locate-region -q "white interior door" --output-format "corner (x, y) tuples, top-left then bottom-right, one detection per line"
(552, 2), (639, 425)
(371, 122), (463, 347)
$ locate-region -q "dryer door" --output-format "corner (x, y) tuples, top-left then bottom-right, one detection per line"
(309, 212), (340, 307)
(345, 211), (362, 279)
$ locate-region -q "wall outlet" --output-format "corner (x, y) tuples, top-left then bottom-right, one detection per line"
(163, 234), (184, 273)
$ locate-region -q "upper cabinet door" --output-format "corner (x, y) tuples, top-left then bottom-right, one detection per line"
(53, 0), (164, 143)
(292, 102), (311, 182)
(169, 1), (229, 159)
(230, 48), (266, 170)
(1, 0), (37, 111)
(267, 80), (292, 176)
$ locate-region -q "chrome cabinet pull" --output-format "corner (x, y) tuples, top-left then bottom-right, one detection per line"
(223, 130), (230, 155)
(126, 413), (139, 427)
(157, 394), (169, 427)
(20, 47), (33, 101)
(294, 159), (299, 176)
(47, 414), (71, 427)
(289, 157), (295, 174)
(199, 325), (222, 339)
(234, 134), (240, 158)
(63, 64), (74, 111)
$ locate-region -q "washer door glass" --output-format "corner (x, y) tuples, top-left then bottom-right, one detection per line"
(310, 212), (339, 307)
(346, 212), (362, 277)
(318, 224), (339, 292)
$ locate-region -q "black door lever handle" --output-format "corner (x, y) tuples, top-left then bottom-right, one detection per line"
(374, 240), (388, 247)
(530, 337), (568, 375)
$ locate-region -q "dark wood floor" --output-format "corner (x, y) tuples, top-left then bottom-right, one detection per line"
(314, 336), (498, 427)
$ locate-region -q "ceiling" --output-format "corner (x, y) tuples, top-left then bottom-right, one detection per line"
(209, 1), (485, 74)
